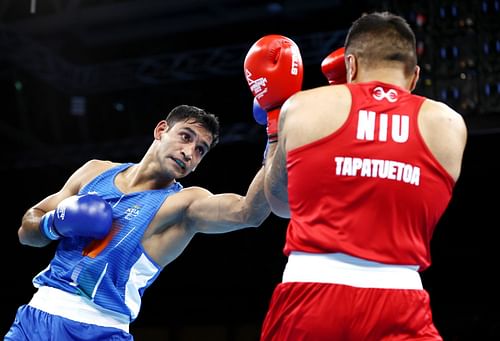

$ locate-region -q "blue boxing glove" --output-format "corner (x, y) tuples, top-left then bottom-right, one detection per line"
(253, 97), (267, 126)
(39, 194), (113, 240)
(252, 99), (272, 164)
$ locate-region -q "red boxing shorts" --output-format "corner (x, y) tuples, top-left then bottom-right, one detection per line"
(260, 252), (443, 341)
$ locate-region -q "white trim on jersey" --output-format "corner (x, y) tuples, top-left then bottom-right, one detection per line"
(124, 253), (160, 320)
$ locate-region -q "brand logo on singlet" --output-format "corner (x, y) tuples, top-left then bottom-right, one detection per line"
(125, 205), (141, 220)
(372, 86), (398, 102)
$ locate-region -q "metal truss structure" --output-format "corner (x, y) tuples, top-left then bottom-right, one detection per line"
(0, 28), (346, 94)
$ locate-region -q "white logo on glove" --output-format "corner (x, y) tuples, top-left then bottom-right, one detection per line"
(372, 86), (398, 103)
(291, 45), (301, 76)
(245, 69), (268, 99)
(56, 206), (66, 221)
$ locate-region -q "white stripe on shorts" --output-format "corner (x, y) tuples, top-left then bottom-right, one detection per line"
(282, 251), (423, 289)
(28, 286), (130, 332)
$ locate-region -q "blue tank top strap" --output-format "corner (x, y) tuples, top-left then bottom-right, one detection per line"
(80, 163), (134, 196)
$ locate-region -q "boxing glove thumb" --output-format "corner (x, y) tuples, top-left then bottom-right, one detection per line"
(253, 97), (268, 126)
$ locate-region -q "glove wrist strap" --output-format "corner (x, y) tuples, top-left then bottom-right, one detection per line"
(39, 212), (62, 241)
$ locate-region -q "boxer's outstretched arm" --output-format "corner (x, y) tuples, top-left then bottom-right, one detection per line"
(183, 166), (271, 234)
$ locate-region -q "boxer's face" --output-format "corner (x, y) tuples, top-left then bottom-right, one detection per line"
(158, 120), (213, 178)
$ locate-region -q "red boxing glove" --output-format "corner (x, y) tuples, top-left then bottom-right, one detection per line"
(244, 34), (303, 142)
(321, 47), (347, 85)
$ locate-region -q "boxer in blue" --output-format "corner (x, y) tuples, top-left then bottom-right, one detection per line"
(5, 104), (271, 340)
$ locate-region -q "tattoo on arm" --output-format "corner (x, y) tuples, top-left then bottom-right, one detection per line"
(268, 106), (288, 202)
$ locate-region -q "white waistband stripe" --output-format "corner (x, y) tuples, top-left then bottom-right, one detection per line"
(282, 252), (423, 289)
(29, 286), (130, 332)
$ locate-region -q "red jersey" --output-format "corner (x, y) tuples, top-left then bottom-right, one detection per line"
(284, 81), (455, 270)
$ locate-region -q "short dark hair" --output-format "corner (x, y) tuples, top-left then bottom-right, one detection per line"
(345, 11), (417, 77)
(165, 104), (220, 148)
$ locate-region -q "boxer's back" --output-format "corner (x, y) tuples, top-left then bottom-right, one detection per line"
(281, 81), (466, 270)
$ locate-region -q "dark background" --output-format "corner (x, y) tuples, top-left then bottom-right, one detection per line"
(1, 0), (499, 340)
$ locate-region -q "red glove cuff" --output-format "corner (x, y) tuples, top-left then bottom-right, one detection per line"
(266, 108), (280, 143)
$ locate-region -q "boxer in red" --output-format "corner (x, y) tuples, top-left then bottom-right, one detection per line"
(249, 11), (467, 341)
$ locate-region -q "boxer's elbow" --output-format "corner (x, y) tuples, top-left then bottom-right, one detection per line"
(18, 226), (51, 247)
